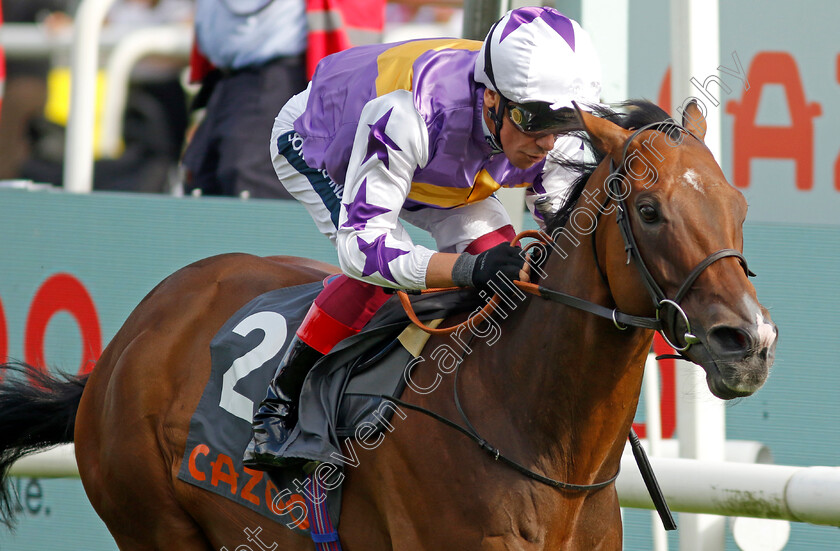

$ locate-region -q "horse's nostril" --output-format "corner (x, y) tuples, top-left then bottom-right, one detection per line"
(708, 326), (753, 357)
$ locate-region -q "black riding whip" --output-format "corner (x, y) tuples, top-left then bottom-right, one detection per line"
(628, 428), (677, 530)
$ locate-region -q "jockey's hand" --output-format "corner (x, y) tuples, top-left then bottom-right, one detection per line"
(451, 242), (527, 293)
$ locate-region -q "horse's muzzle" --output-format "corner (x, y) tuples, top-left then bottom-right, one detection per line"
(701, 318), (778, 399)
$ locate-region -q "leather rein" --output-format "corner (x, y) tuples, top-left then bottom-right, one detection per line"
(389, 120), (755, 527)
(399, 120), (755, 351)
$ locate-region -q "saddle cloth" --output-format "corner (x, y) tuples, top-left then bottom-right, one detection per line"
(176, 280), (480, 536)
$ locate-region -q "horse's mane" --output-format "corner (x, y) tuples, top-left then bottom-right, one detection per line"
(545, 100), (673, 235)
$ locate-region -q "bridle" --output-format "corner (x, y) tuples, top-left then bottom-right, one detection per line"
(589, 119), (755, 353)
(399, 119), (756, 355)
(389, 118), (757, 529)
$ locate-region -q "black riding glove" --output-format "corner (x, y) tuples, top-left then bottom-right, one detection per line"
(451, 242), (525, 293)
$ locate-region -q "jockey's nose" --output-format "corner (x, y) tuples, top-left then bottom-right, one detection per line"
(536, 134), (556, 152)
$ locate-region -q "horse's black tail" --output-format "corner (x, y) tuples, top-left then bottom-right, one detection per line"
(0, 362), (87, 528)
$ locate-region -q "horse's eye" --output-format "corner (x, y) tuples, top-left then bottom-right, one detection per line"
(639, 204), (659, 223)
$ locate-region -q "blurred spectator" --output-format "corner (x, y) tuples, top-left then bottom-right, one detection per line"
(4, 0), (194, 192)
(96, 0), (193, 192)
(107, 0), (191, 27)
(384, 0), (462, 42)
(181, 0), (386, 200)
(0, 0), (74, 180)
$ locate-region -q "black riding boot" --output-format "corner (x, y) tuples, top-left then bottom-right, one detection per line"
(243, 336), (323, 469)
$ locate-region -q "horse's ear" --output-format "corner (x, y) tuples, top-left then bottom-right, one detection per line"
(572, 102), (632, 164)
(681, 100), (707, 141)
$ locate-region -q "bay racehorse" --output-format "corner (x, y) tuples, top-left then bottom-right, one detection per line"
(0, 101), (776, 550)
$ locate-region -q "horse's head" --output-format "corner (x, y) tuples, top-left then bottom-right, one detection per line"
(577, 101), (777, 399)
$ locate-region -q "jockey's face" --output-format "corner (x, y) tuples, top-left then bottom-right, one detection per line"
(484, 90), (558, 169)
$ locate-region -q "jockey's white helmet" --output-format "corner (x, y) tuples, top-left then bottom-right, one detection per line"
(474, 6), (602, 111)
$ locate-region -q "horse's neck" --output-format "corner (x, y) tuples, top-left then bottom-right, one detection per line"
(470, 219), (650, 481)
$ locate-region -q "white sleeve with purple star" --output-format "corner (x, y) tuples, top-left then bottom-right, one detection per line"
(526, 135), (585, 228)
(335, 90), (437, 290)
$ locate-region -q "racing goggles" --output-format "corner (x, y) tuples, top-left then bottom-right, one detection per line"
(507, 102), (579, 136)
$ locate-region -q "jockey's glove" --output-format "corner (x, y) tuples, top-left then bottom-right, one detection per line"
(451, 242), (525, 293)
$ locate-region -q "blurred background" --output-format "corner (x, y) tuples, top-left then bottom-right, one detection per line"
(0, 1), (837, 550)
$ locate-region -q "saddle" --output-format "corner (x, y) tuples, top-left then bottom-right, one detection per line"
(176, 280), (481, 537)
(298, 284), (482, 451)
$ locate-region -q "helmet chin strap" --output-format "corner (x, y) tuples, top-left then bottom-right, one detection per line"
(487, 94), (507, 152)
(481, 18), (507, 153)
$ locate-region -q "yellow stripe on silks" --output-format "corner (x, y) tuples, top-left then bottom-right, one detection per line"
(375, 39), (481, 97)
(468, 168), (503, 204)
(407, 170), (533, 208)
(407, 182), (475, 208)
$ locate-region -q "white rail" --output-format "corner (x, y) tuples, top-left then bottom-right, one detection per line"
(11, 444), (839, 528)
(8, 444), (78, 478)
(1, 20), (191, 175)
(99, 24), (191, 158)
(0, 23), (130, 57)
(643, 353), (668, 550)
(0, 23), (75, 57)
(64, 0), (192, 190)
(617, 455), (840, 527)
(63, 0), (118, 193)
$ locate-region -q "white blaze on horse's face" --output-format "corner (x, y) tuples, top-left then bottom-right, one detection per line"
(681, 168), (706, 193)
(575, 105), (776, 398)
(755, 312), (778, 350)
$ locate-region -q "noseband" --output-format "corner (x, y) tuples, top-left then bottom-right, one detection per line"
(592, 120), (755, 352)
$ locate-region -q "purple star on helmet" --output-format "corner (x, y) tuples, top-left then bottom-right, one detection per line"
(500, 7), (575, 51)
(341, 179), (389, 231)
(356, 233), (409, 283)
(363, 108), (402, 170)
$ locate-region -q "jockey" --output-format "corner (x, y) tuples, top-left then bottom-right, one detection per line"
(244, 6), (602, 469)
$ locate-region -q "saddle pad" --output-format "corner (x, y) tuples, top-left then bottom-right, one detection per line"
(176, 281), (334, 534)
(177, 282), (480, 536)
